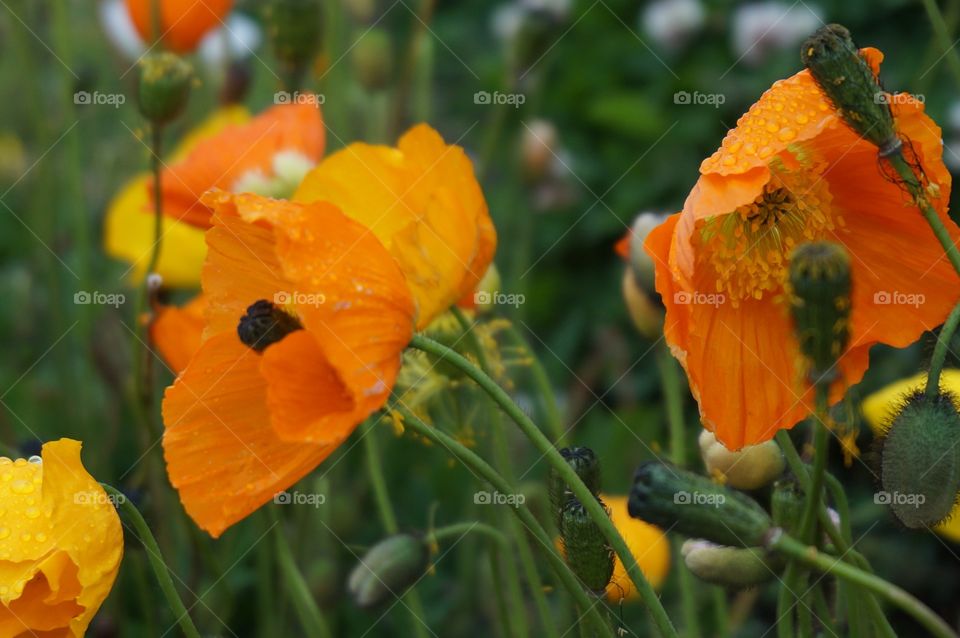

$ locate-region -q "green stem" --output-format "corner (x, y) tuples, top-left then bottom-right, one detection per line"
(429, 522), (509, 547)
(798, 385), (830, 543)
(362, 420), (431, 638)
(101, 484), (201, 638)
(885, 151), (960, 276)
(921, 0), (960, 91)
(927, 300), (960, 399)
(771, 532), (959, 638)
(269, 510), (333, 638)
(395, 406), (615, 638)
(407, 334), (678, 638)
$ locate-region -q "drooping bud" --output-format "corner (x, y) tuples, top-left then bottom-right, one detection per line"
(351, 27), (393, 92)
(137, 52), (193, 125)
(699, 429), (785, 490)
(264, 0), (323, 90)
(800, 24), (897, 152)
(347, 534), (429, 608)
(471, 264), (502, 314)
(237, 300), (303, 352)
(629, 462), (772, 547)
(622, 269), (664, 340)
(521, 119), (558, 181)
(626, 212), (667, 293)
(771, 477), (805, 535)
(681, 539), (780, 587)
(878, 391), (960, 529)
(549, 447), (601, 525)
(560, 498), (615, 593)
(788, 241), (852, 383)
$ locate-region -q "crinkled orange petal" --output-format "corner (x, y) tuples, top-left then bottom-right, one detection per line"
(293, 123), (495, 327)
(201, 191), (416, 441)
(160, 104), (324, 229)
(125, 0), (234, 53)
(151, 295), (207, 374)
(0, 440), (123, 637)
(162, 333), (340, 537)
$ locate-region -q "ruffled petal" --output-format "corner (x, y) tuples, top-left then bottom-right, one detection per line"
(151, 294), (207, 374)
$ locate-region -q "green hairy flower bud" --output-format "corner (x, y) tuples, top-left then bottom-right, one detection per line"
(560, 498), (615, 593)
(878, 391), (960, 529)
(347, 534), (429, 608)
(771, 478), (806, 535)
(801, 24), (897, 152)
(788, 241), (852, 382)
(137, 53), (192, 126)
(352, 28), (393, 92)
(264, 0), (323, 90)
(549, 447), (601, 525)
(629, 462), (772, 547)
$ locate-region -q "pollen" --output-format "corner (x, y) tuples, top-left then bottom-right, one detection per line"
(694, 162), (839, 305)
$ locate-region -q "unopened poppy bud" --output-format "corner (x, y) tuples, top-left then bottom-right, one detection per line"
(699, 429), (785, 490)
(801, 24), (897, 152)
(681, 539), (779, 587)
(622, 269), (664, 339)
(264, 0), (323, 89)
(137, 52), (193, 125)
(629, 462), (772, 547)
(549, 446), (601, 524)
(626, 212), (667, 292)
(237, 299), (303, 352)
(351, 28), (393, 92)
(788, 241), (851, 382)
(771, 477), (805, 535)
(560, 498), (615, 593)
(347, 534), (429, 609)
(521, 119), (558, 181)
(472, 264), (502, 314)
(878, 391), (960, 529)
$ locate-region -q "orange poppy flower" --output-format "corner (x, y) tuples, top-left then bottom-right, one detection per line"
(159, 103), (325, 229)
(151, 294), (206, 374)
(162, 191), (415, 537)
(0, 439), (123, 636)
(125, 0), (233, 53)
(294, 124), (496, 328)
(645, 48), (960, 450)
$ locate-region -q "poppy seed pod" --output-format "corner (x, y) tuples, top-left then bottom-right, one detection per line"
(351, 28), (393, 92)
(878, 390), (960, 529)
(549, 446), (601, 525)
(681, 539), (780, 588)
(138, 52), (193, 125)
(560, 498), (615, 593)
(264, 0), (323, 89)
(788, 241), (852, 382)
(347, 534), (429, 609)
(801, 24), (897, 152)
(699, 430), (785, 490)
(629, 462), (772, 547)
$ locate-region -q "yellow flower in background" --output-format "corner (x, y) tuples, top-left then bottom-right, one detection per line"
(103, 105), (250, 287)
(603, 494), (670, 601)
(0, 439), (123, 636)
(862, 370), (960, 542)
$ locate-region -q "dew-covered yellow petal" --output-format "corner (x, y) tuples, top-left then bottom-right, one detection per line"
(294, 123), (495, 327)
(0, 439), (123, 636)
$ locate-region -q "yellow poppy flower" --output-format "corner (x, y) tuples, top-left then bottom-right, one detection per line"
(861, 370), (960, 541)
(294, 124), (496, 328)
(103, 105), (250, 287)
(0, 439), (123, 636)
(603, 494), (670, 601)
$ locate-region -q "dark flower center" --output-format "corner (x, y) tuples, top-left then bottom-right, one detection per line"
(237, 299), (303, 352)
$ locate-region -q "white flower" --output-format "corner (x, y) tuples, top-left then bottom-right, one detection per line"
(197, 13), (263, 71)
(642, 0), (705, 51)
(98, 0), (146, 61)
(731, 2), (823, 66)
